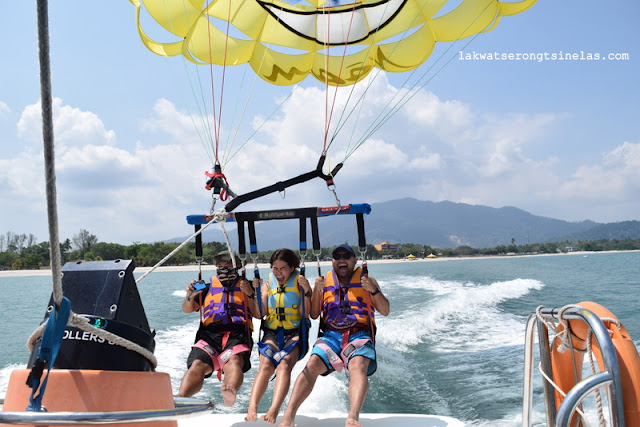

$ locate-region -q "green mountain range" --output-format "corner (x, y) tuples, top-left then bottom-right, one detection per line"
(173, 198), (640, 249)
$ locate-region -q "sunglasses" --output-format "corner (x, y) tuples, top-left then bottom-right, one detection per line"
(333, 252), (353, 260)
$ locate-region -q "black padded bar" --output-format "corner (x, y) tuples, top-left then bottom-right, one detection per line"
(194, 224), (203, 258)
(310, 216), (321, 251)
(237, 220), (246, 255)
(356, 213), (366, 249)
(299, 218), (307, 252)
(224, 156), (337, 212)
(248, 220), (258, 254)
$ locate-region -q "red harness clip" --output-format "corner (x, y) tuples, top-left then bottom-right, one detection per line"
(205, 168), (230, 201)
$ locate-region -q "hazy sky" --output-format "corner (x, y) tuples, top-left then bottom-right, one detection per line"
(1, 1), (638, 245)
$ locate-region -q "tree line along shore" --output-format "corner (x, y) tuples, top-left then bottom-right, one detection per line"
(2, 229), (640, 272)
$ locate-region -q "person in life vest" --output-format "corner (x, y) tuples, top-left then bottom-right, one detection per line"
(278, 244), (390, 427)
(245, 248), (312, 424)
(177, 250), (261, 407)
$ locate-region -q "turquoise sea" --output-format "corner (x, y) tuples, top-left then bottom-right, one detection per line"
(1, 251), (639, 425)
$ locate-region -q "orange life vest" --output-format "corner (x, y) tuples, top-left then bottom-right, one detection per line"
(322, 267), (375, 328)
(201, 276), (250, 327)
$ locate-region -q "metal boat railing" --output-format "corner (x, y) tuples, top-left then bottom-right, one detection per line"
(0, 396), (214, 425)
(522, 306), (625, 427)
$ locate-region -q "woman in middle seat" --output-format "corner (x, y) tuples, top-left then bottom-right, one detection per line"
(245, 248), (312, 424)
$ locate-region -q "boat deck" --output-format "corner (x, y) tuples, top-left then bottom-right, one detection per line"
(178, 413), (464, 426)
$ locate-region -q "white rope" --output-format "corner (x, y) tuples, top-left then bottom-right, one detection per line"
(136, 214), (219, 284)
(557, 304), (581, 353)
(535, 304), (582, 353)
(214, 207), (239, 269)
(537, 362), (591, 426)
(585, 332), (608, 427)
(26, 312), (159, 369)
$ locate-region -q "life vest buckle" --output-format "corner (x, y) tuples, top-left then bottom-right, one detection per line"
(340, 301), (351, 314)
(275, 307), (285, 314)
(223, 303), (237, 314)
(277, 314), (287, 321)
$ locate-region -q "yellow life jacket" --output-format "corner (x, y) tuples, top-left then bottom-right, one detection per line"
(265, 269), (302, 330)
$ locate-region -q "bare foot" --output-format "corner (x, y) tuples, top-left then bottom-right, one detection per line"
(345, 419), (362, 427)
(245, 412), (258, 422)
(261, 408), (279, 424)
(221, 384), (237, 407)
(276, 417), (294, 427)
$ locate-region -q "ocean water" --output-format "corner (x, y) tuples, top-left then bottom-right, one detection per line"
(1, 251), (639, 425)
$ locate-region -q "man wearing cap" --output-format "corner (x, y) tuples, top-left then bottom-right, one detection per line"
(278, 244), (390, 427)
(177, 250), (261, 407)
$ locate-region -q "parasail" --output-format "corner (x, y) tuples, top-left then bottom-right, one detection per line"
(128, 0), (538, 215)
(131, 0), (537, 87)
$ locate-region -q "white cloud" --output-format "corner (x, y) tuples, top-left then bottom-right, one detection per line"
(2, 83), (638, 246)
(17, 98), (116, 147)
(405, 91), (473, 132)
(2, 98), (208, 244)
(142, 98), (203, 144)
(561, 141), (640, 202)
(0, 101), (9, 116)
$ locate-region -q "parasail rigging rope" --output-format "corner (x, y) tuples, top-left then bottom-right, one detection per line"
(326, 0), (497, 164)
(31, 0), (157, 370)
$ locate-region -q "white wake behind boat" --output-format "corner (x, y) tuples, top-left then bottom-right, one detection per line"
(4, 298), (640, 426)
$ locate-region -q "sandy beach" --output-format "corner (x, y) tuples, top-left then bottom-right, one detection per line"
(1, 250), (635, 278)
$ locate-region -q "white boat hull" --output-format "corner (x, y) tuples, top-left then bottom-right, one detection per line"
(178, 412), (465, 426)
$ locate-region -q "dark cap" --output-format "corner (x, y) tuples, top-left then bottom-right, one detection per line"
(332, 244), (356, 257)
(214, 250), (241, 266)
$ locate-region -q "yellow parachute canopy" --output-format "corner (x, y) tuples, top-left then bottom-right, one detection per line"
(130, 0), (536, 86)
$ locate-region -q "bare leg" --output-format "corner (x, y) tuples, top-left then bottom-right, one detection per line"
(177, 360), (212, 397)
(345, 356), (370, 427)
(277, 355), (326, 427)
(221, 354), (245, 407)
(263, 346), (299, 424)
(246, 354), (275, 421)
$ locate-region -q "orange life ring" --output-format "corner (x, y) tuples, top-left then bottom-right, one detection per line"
(550, 301), (640, 426)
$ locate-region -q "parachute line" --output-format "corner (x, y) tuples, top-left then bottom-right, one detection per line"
(323, 3), (359, 156)
(323, 0), (416, 156)
(335, 0), (499, 163)
(344, 28), (487, 162)
(157, 1), (217, 165)
(223, 10), (301, 168)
